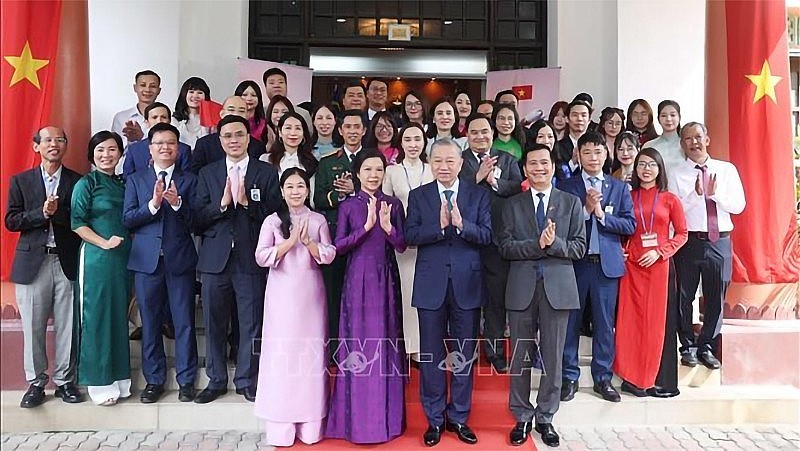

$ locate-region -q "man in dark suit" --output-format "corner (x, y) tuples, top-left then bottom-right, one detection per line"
(557, 132), (635, 403)
(190, 96), (266, 174)
(192, 115), (280, 404)
(123, 122), (199, 404)
(554, 100), (592, 182)
(5, 126), (84, 408)
(458, 114), (522, 373)
(497, 143), (586, 447)
(123, 102), (190, 178)
(313, 109), (365, 346)
(405, 138), (492, 447)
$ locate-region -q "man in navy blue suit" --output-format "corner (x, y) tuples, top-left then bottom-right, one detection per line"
(192, 115), (280, 404)
(557, 131), (635, 403)
(123, 122), (198, 404)
(123, 102), (190, 179)
(405, 138), (492, 447)
(190, 96), (267, 174)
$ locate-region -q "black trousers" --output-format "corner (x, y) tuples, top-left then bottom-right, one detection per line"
(481, 245), (509, 358)
(655, 259), (679, 391)
(674, 235), (732, 353)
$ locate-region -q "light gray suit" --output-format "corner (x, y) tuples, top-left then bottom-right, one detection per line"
(496, 188), (585, 424)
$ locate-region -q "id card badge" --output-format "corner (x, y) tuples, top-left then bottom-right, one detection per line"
(493, 166), (502, 180)
(641, 232), (658, 248)
(604, 205), (614, 215)
(250, 188), (261, 202)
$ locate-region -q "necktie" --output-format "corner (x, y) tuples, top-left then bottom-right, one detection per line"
(696, 165), (720, 242)
(46, 175), (57, 197)
(588, 176), (600, 254)
(476, 152), (485, 166)
(443, 190), (454, 211)
(535, 192), (546, 231)
(349, 153), (355, 164)
(230, 165), (241, 206)
(158, 171), (168, 186)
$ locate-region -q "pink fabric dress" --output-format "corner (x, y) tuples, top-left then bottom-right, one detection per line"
(254, 207), (336, 447)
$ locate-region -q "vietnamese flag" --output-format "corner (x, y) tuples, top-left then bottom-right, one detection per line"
(199, 99), (224, 128)
(511, 84), (533, 101)
(706, 0), (798, 318)
(1, 0), (63, 280)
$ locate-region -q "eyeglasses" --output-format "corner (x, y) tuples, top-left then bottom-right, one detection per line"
(221, 131), (248, 140)
(375, 123), (392, 131)
(405, 101), (422, 108)
(636, 162), (659, 169)
(151, 140), (178, 147)
(41, 137), (67, 144)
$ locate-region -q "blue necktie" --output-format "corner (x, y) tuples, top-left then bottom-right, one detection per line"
(535, 192), (546, 231)
(443, 189), (454, 212)
(588, 176), (600, 254)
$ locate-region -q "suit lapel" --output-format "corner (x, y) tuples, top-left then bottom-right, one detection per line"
(30, 169), (47, 203)
(519, 191), (540, 235)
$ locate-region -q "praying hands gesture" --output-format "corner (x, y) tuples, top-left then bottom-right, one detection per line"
(379, 201), (393, 234)
(364, 196), (377, 231)
(695, 172), (717, 197)
(475, 155), (498, 184)
(162, 181), (181, 207)
(152, 176), (165, 208)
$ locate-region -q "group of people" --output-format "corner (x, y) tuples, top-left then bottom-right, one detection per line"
(5, 66), (746, 449)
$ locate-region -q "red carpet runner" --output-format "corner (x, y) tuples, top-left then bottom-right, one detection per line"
(290, 365), (538, 450)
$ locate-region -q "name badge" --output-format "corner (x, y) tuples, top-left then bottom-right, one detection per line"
(604, 205), (614, 215)
(641, 232), (658, 248)
(493, 166), (502, 180)
(250, 188), (261, 202)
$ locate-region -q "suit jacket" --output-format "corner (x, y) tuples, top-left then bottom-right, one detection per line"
(193, 158), (280, 274)
(554, 136), (581, 181)
(496, 189), (586, 310)
(459, 147), (523, 246)
(557, 174), (636, 278)
(123, 167), (198, 275)
(405, 181), (492, 310)
(5, 166), (82, 284)
(313, 149), (353, 233)
(123, 139), (191, 180)
(190, 133), (267, 174)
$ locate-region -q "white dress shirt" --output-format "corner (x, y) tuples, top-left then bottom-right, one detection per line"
(530, 185), (552, 213)
(437, 178), (461, 234)
(112, 105), (150, 174)
(40, 165), (62, 247)
(581, 170), (607, 225)
(668, 156), (745, 232)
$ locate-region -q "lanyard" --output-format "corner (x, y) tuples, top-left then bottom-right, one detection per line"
(636, 190), (659, 235)
(402, 162), (426, 191)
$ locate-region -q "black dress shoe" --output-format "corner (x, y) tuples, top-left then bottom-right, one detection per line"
(54, 382), (85, 403)
(178, 384), (196, 402)
(161, 323), (175, 340)
(487, 354), (509, 373)
(20, 384), (45, 408)
(560, 379), (578, 402)
(697, 350), (721, 369)
(593, 380), (621, 402)
(535, 423), (560, 447)
(236, 386), (256, 402)
(423, 424), (443, 447)
(620, 380), (648, 397)
(129, 326), (142, 340)
(140, 384), (165, 404)
(445, 422), (478, 444)
(194, 387), (227, 404)
(509, 421), (532, 446)
(646, 386), (681, 398)
(681, 350), (698, 367)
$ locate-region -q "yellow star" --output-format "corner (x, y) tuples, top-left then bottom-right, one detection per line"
(745, 60), (781, 104)
(3, 41), (50, 89)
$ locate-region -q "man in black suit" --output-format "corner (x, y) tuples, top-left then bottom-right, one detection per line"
(190, 96), (267, 174)
(5, 126), (84, 407)
(496, 144), (586, 447)
(192, 115), (280, 403)
(554, 100), (592, 182)
(458, 114), (523, 373)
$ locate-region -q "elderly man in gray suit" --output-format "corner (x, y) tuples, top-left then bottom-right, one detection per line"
(496, 143), (586, 448)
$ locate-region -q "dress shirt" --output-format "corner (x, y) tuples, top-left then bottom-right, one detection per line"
(148, 163), (182, 214)
(278, 151), (302, 175)
(668, 156), (745, 232)
(368, 108), (385, 120)
(226, 155), (250, 179)
(343, 145), (361, 162)
(530, 185), (552, 212)
(112, 105), (149, 174)
(581, 170), (607, 225)
(437, 178), (461, 234)
(40, 165), (62, 247)
(568, 134), (581, 172)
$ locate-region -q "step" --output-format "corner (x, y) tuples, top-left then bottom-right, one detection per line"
(3, 384), (797, 433)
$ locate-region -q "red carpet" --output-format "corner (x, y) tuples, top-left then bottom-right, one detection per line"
(290, 364), (538, 450)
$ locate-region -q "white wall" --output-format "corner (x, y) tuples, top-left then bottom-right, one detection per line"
(616, 0), (706, 130)
(88, 0), (248, 133)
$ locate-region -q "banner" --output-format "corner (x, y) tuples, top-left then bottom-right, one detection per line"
(1, 0), (63, 280)
(235, 58), (313, 107)
(486, 68), (561, 124)
(716, 0), (799, 284)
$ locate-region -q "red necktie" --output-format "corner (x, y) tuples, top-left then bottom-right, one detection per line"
(697, 165), (719, 242)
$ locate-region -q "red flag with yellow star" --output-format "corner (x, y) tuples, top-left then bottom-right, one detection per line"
(708, 0), (798, 290)
(1, 0), (63, 279)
